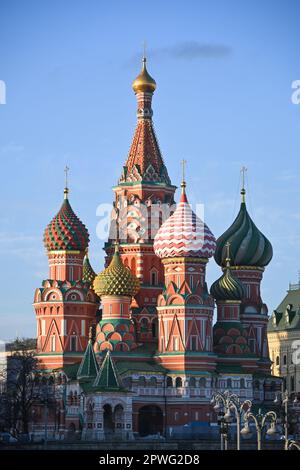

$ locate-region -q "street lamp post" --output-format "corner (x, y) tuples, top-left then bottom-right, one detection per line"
(211, 391), (252, 450)
(241, 408), (277, 450)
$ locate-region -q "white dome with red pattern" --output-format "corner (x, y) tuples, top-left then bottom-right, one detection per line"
(154, 185), (216, 259)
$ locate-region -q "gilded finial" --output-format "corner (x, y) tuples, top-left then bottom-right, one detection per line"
(64, 165), (69, 199)
(240, 166), (247, 203)
(225, 241), (231, 268)
(88, 326), (93, 341)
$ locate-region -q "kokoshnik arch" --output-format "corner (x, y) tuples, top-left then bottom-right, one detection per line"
(31, 57), (280, 440)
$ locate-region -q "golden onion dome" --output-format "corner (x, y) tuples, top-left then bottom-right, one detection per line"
(132, 57), (156, 94)
(93, 244), (140, 297)
(210, 243), (245, 301)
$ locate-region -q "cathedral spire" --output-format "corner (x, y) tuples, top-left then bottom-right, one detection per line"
(240, 166), (247, 204)
(64, 165), (69, 200)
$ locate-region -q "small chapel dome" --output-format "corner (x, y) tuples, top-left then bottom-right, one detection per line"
(210, 247), (245, 301)
(214, 187), (273, 268)
(43, 187), (89, 252)
(132, 57), (156, 94)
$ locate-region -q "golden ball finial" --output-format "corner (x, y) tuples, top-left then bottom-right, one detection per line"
(132, 57), (156, 94)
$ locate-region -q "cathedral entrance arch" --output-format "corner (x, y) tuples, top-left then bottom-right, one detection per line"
(138, 405), (163, 436)
(103, 404), (114, 436)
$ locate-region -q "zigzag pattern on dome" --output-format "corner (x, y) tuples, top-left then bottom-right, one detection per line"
(154, 187), (216, 259)
(44, 195), (89, 252)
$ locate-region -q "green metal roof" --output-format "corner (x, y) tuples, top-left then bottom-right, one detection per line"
(216, 364), (245, 374)
(60, 363), (80, 380)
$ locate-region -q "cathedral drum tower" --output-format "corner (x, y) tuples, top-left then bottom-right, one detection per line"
(213, 181), (273, 375)
(153, 178), (217, 375)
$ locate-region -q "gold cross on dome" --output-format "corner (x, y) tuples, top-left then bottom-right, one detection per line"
(241, 166), (247, 190)
(225, 241), (232, 268)
(225, 241), (231, 259)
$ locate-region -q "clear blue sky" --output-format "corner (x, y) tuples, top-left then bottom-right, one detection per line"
(0, 0), (299, 339)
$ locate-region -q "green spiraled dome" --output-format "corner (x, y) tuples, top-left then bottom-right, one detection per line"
(210, 266), (245, 301)
(214, 189), (273, 268)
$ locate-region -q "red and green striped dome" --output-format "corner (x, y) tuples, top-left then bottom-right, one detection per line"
(44, 190), (89, 252)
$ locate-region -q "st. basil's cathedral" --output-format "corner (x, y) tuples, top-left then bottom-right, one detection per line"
(32, 58), (280, 440)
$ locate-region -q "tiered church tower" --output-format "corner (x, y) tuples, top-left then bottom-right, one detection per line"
(213, 182), (273, 374)
(33, 182), (98, 369)
(105, 57), (176, 345)
(153, 179), (217, 373)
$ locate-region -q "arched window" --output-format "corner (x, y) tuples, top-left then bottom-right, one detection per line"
(70, 335), (77, 352)
(131, 258), (136, 275)
(166, 376), (173, 388)
(175, 377), (182, 388)
(276, 356), (280, 366)
(227, 378), (232, 388)
(138, 376), (146, 387)
(291, 376), (295, 392)
(123, 377), (132, 389)
(149, 376), (157, 387)
(254, 380), (260, 390)
(50, 334), (56, 352)
(240, 378), (246, 389)
(283, 355), (287, 365)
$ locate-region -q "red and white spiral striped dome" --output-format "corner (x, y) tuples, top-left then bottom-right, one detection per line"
(154, 185), (216, 259)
